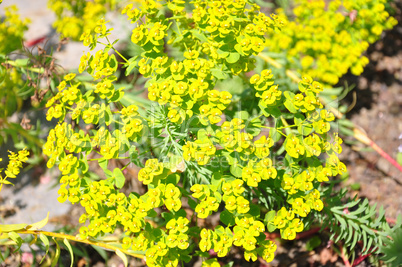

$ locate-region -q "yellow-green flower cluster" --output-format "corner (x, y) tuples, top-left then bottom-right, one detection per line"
(190, 184), (221, 218)
(270, 207), (304, 240)
(138, 159), (164, 185)
(0, 149), (29, 191)
(165, 217), (190, 250)
(241, 158), (277, 187)
(250, 69), (281, 107)
(76, 180), (148, 238)
(121, 0), (282, 126)
(42, 0), (351, 265)
(0, 5), (30, 54)
(200, 219), (276, 262)
(266, 0), (397, 84)
(216, 119), (255, 155)
(183, 137), (216, 166)
(222, 179), (249, 214)
(48, 0), (117, 40)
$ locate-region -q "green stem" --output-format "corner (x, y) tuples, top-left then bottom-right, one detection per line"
(5, 60), (45, 74)
(106, 37), (129, 63)
(16, 229), (145, 259)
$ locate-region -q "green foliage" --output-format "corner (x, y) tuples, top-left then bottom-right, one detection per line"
(48, 0), (119, 40)
(41, 0), (354, 265)
(266, 0), (397, 85)
(316, 185), (402, 262)
(379, 217), (402, 267)
(0, 0), (400, 266)
(305, 235), (321, 251)
(0, 5), (62, 159)
(0, 5), (30, 54)
(0, 149), (29, 191)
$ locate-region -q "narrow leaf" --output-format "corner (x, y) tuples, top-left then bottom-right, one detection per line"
(39, 233), (49, 264)
(0, 223), (27, 233)
(26, 212), (49, 230)
(8, 232), (22, 249)
(91, 245), (109, 261)
(63, 238), (74, 267)
(51, 238), (60, 267)
(115, 249), (128, 267)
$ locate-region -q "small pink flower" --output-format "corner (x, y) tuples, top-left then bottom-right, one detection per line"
(21, 252), (33, 264)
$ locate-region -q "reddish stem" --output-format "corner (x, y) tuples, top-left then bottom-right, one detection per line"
(354, 128), (402, 173)
(339, 244), (352, 267)
(369, 140), (402, 172)
(352, 253), (371, 266)
(24, 36), (46, 47)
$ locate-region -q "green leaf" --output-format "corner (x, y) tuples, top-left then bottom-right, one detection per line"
(211, 69), (228, 80)
(0, 179), (13, 185)
(166, 173), (180, 185)
(191, 30), (208, 42)
(298, 123), (313, 136)
(234, 43), (243, 54)
(220, 210), (235, 226)
(14, 58), (29, 67)
(8, 232), (22, 249)
(197, 129), (208, 140)
(125, 56), (138, 76)
(248, 204), (260, 217)
(306, 236), (321, 251)
(230, 164), (242, 178)
(104, 106), (113, 126)
(180, 253), (192, 263)
(211, 172), (222, 188)
(173, 34), (183, 44)
(116, 249), (128, 267)
(113, 168), (126, 189)
(226, 52), (240, 64)
(350, 231), (360, 250)
(108, 87), (125, 103)
(267, 223), (277, 232)
(26, 212), (49, 231)
(222, 151), (236, 165)
(234, 110), (249, 120)
(187, 197), (197, 210)
(98, 158), (108, 171)
(39, 234), (49, 264)
(214, 191), (222, 203)
(109, 54), (118, 72)
(266, 107), (282, 118)
(264, 210), (276, 224)
(63, 238), (74, 267)
(51, 238), (60, 267)
(284, 99), (298, 113)
(298, 82), (309, 92)
(245, 117), (262, 136)
(147, 209), (158, 218)
(217, 47), (230, 58)
(0, 223), (27, 233)
(397, 152), (402, 166)
(364, 235), (373, 254)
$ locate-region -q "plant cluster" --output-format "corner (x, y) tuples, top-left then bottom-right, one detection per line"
(266, 0), (397, 85)
(0, 0), (401, 266)
(41, 0), (353, 265)
(0, 149), (29, 192)
(0, 5), (30, 55)
(48, 0), (119, 40)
